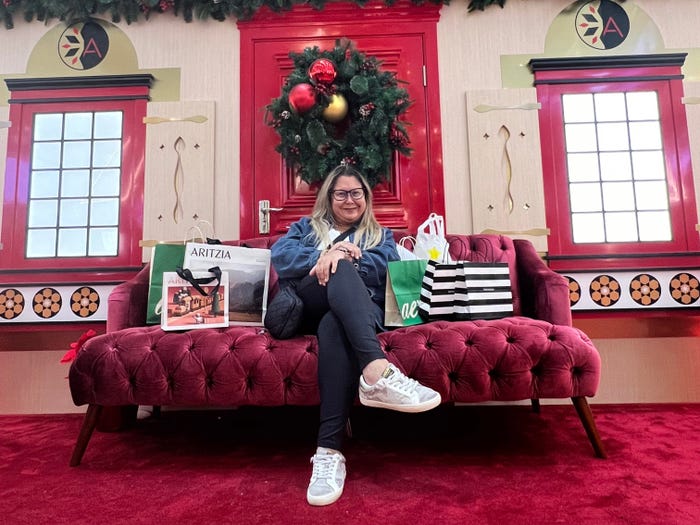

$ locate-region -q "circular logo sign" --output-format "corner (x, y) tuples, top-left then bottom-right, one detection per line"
(576, 0), (630, 50)
(58, 20), (109, 70)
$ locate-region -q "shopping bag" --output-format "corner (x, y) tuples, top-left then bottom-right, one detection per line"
(183, 243), (271, 326)
(396, 236), (418, 261)
(144, 220), (219, 325)
(454, 262), (513, 320)
(418, 260), (460, 322)
(146, 243), (187, 324)
(413, 213), (452, 263)
(161, 269), (229, 331)
(385, 259), (428, 326)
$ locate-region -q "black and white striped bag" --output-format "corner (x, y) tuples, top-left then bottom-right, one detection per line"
(454, 262), (513, 320)
(418, 260), (460, 322)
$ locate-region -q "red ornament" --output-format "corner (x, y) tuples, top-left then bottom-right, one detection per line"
(308, 59), (336, 85)
(288, 83), (316, 114)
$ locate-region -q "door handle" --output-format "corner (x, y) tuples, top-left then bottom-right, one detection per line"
(259, 200), (284, 234)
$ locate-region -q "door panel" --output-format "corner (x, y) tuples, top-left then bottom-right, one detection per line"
(239, 5), (444, 238)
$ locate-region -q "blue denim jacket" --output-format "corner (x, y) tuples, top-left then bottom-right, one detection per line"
(270, 217), (399, 307)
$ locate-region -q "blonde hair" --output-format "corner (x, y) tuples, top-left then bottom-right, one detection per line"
(309, 165), (384, 250)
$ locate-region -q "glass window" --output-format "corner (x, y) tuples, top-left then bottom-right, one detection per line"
(26, 111), (124, 258)
(562, 90), (671, 245)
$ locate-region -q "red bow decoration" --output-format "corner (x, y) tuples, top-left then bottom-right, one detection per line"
(60, 329), (98, 364)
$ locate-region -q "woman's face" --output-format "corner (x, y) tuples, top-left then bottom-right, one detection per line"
(330, 175), (367, 229)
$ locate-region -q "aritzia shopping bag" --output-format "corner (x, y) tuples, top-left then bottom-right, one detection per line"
(183, 243), (271, 326)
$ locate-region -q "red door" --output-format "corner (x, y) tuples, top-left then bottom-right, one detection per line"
(238, 3), (444, 238)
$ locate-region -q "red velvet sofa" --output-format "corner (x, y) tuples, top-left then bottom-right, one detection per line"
(68, 234), (605, 466)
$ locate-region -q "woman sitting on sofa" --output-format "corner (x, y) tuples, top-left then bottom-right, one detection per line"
(270, 163), (441, 506)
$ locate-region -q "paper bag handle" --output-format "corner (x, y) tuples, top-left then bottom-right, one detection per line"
(175, 266), (222, 297)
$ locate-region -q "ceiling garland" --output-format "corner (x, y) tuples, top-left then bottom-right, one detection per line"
(0, 0), (509, 30)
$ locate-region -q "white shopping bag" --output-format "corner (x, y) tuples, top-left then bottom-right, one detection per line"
(183, 242), (271, 326)
(413, 213), (452, 263)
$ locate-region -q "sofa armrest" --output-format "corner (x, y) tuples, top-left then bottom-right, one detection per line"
(513, 239), (572, 326)
(107, 264), (150, 332)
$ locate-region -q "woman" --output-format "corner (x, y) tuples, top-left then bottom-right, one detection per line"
(271, 164), (441, 506)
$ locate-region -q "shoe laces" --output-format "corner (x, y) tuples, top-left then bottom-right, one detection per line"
(310, 453), (341, 481)
(385, 370), (419, 394)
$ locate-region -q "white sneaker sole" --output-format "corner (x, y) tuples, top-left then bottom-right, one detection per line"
(359, 393), (441, 413)
(307, 486), (344, 506)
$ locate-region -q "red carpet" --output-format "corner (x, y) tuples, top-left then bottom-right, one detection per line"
(1, 404), (699, 524)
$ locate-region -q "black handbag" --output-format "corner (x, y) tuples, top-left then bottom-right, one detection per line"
(264, 283), (304, 339)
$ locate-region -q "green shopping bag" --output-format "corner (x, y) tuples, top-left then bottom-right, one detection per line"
(146, 243), (186, 324)
(384, 259), (428, 327)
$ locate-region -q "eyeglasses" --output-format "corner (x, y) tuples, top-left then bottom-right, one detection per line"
(330, 188), (365, 201)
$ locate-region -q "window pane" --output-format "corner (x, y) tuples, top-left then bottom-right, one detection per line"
(567, 153), (600, 182)
(562, 94), (594, 123)
(597, 123), (629, 151)
(57, 228), (87, 257)
(629, 121), (662, 150)
(572, 213), (605, 243)
(605, 212), (638, 242)
(638, 211), (672, 241)
(594, 93), (626, 122)
(635, 181), (668, 210)
(599, 152), (631, 181)
(22, 109), (127, 263)
(565, 123), (597, 152)
(26, 229), (56, 257)
(34, 114), (63, 141)
(570, 183), (602, 212)
(90, 198), (119, 225)
(94, 112), (122, 139)
(632, 151), (665, 180)
(61, 170), (90, 197)
(59, 199), (89, 227)
(28, 200), (57, 227)
(602, 181), (635, 211)
(91, 169), (120, 196)
(89, 227), (118, 256)
(30, 170), (59, 198)
(92, 140), (121, 168)
(626, 91), (659, 120)
(64, 113), (93, 140)
(62, 141), (92, 168)
(32, 142), (62, 169)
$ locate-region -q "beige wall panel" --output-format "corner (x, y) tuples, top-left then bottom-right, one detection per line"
(142, 101), (216, 258)
(118, 16), (240, 241)
(0, 351), (84, 415)
(593, 337), (700, 404)
(465, 89), (548, 251)
(437, 1), (565, 235)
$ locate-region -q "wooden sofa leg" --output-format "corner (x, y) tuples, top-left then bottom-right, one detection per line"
(571, 396), (607, 459)
(70, 404), (103, 467)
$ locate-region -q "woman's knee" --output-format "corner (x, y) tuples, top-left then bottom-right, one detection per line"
(317, 311), (342, 342)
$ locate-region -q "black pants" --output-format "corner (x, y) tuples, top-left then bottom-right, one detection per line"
(295, 259), (385, 450)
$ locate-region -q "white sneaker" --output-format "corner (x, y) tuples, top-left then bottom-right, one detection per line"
(306, 447), (346, 506)
(359, 363), (441, 413)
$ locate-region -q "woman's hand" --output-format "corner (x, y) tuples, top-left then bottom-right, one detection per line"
(309, 243), (361, 285)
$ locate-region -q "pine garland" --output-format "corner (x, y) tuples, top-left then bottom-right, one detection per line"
(0, 0), (511, 30)
(265, 39), (412, 187)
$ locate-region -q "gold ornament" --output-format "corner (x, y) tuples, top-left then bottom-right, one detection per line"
(322, 94), (348, 123)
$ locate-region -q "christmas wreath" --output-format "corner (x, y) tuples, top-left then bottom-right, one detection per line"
(265, 39), (412, 187)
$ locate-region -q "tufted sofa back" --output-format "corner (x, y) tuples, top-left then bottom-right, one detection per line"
(225, 232), (521, 316)
(108, 233), (523, 332)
